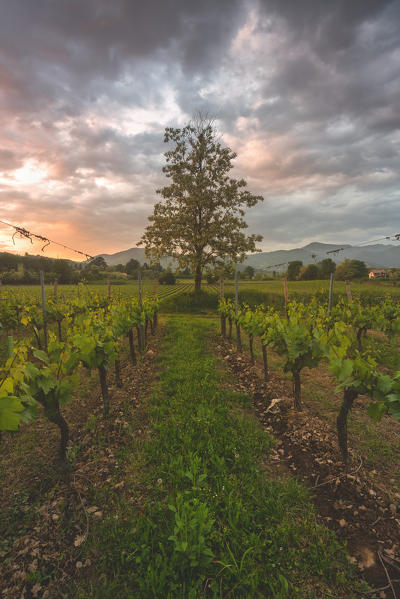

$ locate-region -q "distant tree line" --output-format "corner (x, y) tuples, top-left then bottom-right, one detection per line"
(286, 258), (369, 281)
(0, 253), (167, 285)
(1, 251), (395, 286)
(0, 252), (81, 284)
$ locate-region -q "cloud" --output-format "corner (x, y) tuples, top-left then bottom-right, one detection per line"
(0, 0), (399, 257)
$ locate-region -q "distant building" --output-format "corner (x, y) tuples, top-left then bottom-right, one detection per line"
(369, 269), (388, 279)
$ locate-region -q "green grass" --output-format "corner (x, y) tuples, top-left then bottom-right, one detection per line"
(0, 280), (190, 301)
(2, 276), (399, 304)
(223, 278), (400, 298)
(72, 317), (359, 598)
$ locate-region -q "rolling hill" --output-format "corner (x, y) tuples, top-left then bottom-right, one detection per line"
(98, 242), (400, 271)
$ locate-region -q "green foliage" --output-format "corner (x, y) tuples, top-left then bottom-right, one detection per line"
(161, 290), (217, 313)
(298, 263), (319, 280)
(318, 258), (336, 278)
(71, 314), (118, 370)
(125, 258), (140, 275)
(222, 296), (400, 457)
(140, 117), (263, 290)
(335, 259), (368, 280)
(168, 494), (214, 569)
(243, 265), (255, 279)
(286, 261), (302, 281)
(0, 292), (159, 445)
(159, 271), (176, 285)
(78, 317), (357, 598)
(0, 388), (25, 430)
(0, 251), (80, 284)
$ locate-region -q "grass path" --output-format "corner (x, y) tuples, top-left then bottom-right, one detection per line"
(74, 316), (361, 598)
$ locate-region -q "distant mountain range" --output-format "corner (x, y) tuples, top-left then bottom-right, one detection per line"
(99, 242), (400, 271)
(241, 242), (400, 271)
(98, 248), (175, 269)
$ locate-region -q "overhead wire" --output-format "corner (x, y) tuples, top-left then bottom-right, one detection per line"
(264, 232), (400, 270)
(0, 219), (93, 260)
(1, 218), (398, 269)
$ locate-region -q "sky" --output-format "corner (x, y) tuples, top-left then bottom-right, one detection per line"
(0, 0), (399, 260)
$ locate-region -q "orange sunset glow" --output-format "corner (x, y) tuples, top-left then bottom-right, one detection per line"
(0, 0), (399, 259)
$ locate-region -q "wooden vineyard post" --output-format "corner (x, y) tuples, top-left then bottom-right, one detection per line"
(345, 280), (352, 303)
(328, 273), (334, 314)
(53, 278), (58, 300)
(138, 269), (143, 307)
(40, 270), (48, 351)
(153, 277), (158, 330)
(234, 266), (242, 350)
(249, 333), (254, 364)
(98, 364), (109, 417)
(138, 269), (145, 351)
(219, 276), (226, 338)
(107, 278), (111, 300)
(234, 266), (239, 310)
(283, 278), (289, 319)
(219, 276), (225, 299)
(128, 329), (137, 365)
(114, 359), (122, 388)
(261, 343), (268, 382)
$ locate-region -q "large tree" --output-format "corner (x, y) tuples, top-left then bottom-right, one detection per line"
(298, 263), (319, 280)
(286, 260), (303, 281)
(140, 118), (263, 291)
(335, 258), (368, 280)
(318, 257), (336, 279)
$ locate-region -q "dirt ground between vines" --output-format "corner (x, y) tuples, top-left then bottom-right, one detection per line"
(0, 327), (163, 599)
(216, 337), (400, 599)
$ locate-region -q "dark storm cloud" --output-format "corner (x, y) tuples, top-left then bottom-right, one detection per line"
(0, 0), (243, 115)
(0, 0), (399, 255)
(261, 0), (396, 52)
(58, 126), (165, 179)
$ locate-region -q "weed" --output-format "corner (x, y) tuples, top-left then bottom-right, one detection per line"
(85, 413), (97, 432)
(72, 317), (359, 598)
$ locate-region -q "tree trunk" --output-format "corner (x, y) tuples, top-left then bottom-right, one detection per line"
(57, 320), (63, 342)
(220, 314), (226, 338)
(136, 325), (143, 353)
(236, 323), (242, 351)
(194, 263), (202, 292)
(33, 328), (42, 350)
(356, 326), (368, 352)
(98, 364), (109, 417)
(46, 403), (69, 467)
(228, 317), (232, 340)
(128, 329), (137, 365)
(293, 370), (302, 411)
(141, 324), (146, 351)
(357, 327), (363, 352)
(249, 333), (254, 364)
(337, 388), (358, 466)
(54, 410), (69, 466)
(261, 343), (268, 382)
(115, 359), (122, 388)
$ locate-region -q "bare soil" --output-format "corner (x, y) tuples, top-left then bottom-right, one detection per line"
(217, 338), (400, 599)
(0, 328), (163, 599)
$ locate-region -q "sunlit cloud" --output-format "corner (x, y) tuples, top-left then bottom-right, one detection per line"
(0, 0), (399, 257)
(1, 159), (49, 186)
